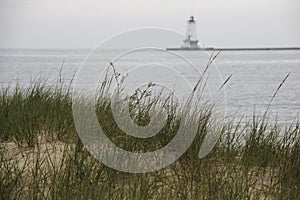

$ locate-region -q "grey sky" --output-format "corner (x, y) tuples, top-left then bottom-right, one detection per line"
(0, 0), (299, 48)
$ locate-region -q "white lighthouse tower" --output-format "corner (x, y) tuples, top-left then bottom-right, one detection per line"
(181, 16), (200, 49)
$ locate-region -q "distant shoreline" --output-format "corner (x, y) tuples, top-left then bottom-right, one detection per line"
(167, 47), (300, 51)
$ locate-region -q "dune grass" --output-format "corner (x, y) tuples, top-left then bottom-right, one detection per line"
(0, 77), (299, 199)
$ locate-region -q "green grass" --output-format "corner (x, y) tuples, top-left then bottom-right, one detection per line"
(0, 78), (299, 199)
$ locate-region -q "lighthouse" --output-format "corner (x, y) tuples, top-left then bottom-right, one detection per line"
(166, 16), (206, 51)
(181, 16), (200, 49)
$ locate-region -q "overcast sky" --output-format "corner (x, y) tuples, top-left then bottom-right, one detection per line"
(0, 0), (299, 48)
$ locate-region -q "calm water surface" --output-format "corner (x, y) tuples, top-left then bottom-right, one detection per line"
(0, 49), (299, 123)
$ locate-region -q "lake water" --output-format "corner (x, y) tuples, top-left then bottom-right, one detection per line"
(0, 48), (299, 123)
